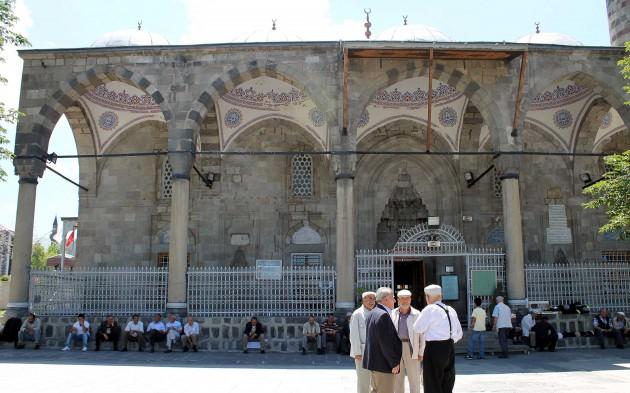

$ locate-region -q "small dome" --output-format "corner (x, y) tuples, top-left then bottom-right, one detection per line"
(377, 24), (452, 42)
(516, 32), (582, 46)
(234, 21), (302, 43)
(91, 29), (170, 47)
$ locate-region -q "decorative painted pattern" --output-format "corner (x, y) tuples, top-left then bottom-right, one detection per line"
(98, 111), (119, 130)
(223, 86), (306, 111)
(357, 110), (370, 128)
(309, 108), (325, 127)
(438, 107), (458, 127)
(601, 112), (612, 129)
(530, 84), (591, 111)
(553, 109), (573, 129)
(224, 108), (243, 128)
(84, 84), (160, 113)
(372, 83), (461, 109)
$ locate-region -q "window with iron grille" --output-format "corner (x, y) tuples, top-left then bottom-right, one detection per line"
(601, 250), (630, 264)
(291, 253), (322, 267)
(161, 159), (173, 199)
(157, 252), (191, 268)
(291, 154), (313, 198)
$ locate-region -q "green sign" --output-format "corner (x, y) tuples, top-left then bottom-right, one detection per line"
(471, 270), (497, 296)
(440, 275), (459, 301)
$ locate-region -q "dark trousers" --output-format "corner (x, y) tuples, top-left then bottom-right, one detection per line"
(535, 335), (557, 352)
(423, 340), (455, 393)
(595, 330), (614, 348)
(498, 328), (511, 356)
(149, 331), (166, 348)
(96, 331), (120, 350)
(612, 330), (626, 348)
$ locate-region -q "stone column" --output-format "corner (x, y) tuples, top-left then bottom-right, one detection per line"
(167, 176), (190, 312)
(500, 171), (526, 303)
(335, 173), (355, 312)
(7, 177), (38, 314)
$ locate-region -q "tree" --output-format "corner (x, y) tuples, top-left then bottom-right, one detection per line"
(583, 151), (630, 239)
(31, 242), (47, 269)
(0, 0), (30, 182)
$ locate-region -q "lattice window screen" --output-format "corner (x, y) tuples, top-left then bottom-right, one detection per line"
(291, 154), (313, 198)
(161, 159), (173, 199)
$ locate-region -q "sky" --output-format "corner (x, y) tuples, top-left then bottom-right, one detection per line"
(0, 0), (613, 244)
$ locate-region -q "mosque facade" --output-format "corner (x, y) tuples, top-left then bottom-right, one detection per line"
(7, 1), (630, 317)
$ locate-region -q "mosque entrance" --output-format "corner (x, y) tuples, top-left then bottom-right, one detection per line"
(393, 258), (426, 309)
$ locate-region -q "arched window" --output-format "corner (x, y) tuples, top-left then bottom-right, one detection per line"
(291, 154), (313, 198)
(161, 159), (173, 199)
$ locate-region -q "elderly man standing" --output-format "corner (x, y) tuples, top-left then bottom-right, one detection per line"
(364, 287), (402, 393)
(413, 284), (463, 393)
(392, 289), (424, 393)
(492, 296), (512, 358)
(350, 291), (376, 393)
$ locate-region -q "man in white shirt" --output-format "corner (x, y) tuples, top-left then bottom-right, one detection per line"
(350, 291), (376, 393)
(182, 315), (200, 352)
(466, 297), (487, 359)
(62, 313), (91, 352)
(302, 315), (321, 354)
(520, 310), (535, 348)
(147, 313), (167, 352)
(413, 284), (463, 393)
(392, 289), (424, 393)
(121, 313), (145, 352)
(491, 296), (512, 358)
(164, 313), (183, 353)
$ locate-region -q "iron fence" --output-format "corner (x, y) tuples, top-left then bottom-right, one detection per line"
(29, 267), (168, 316)
(526, 262), (630, 315)
(187, 266), (336, 317)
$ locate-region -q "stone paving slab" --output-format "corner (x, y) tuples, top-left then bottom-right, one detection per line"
(1, 348), (629, 392)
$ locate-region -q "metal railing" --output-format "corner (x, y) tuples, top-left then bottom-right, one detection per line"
(356, 249), (394, 293)
(187, 266), (336, 317)
(29, 267), (168, 316)
(526, 262), (630, 315)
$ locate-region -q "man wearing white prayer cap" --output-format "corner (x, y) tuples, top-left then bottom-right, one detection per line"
(413, 284), (463, 393)
(392, 289), (424, 393)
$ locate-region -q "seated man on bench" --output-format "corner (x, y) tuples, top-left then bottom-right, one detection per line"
(16, 312), (41, 349)
(530, 316), (557, 352)
(302, 315), (322, 355)
(95, 315), (121, 351)
(121, 314), (145, 352)
(242, 316), (266, 354)
(320, 313), (341, 354)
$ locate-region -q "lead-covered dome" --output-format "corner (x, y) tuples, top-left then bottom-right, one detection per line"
(91, 29), (170, 47)
(516, 31), (582, 46)
(233, 21), (302, 43)
(377, 23), (451, 42)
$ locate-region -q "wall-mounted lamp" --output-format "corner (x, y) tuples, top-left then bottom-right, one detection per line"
(464, 171), (474, 186)
(579, 173), (592, 184)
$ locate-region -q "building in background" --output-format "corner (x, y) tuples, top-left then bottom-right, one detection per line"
(0, 225), (15, 276)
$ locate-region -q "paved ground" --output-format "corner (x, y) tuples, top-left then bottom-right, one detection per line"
(1, 347), (630, 392)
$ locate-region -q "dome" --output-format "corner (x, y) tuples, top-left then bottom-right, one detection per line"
(516, 32), (582, 46)
(376, 24), (452, 42)
(91, 29), (170, 47)
(234, 22), (302, 43)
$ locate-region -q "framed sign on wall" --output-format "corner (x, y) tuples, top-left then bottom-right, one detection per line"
(440, 274), (459, 301)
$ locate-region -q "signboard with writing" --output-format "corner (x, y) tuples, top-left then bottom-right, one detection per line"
(440, 274), (459, 301)
(255, 259), (283, 280)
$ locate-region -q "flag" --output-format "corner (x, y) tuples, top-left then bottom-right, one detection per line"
(50, 216), (62, 244)
(65, 228), (75, 248)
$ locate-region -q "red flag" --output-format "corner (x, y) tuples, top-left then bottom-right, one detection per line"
(65, 229), (75, 248)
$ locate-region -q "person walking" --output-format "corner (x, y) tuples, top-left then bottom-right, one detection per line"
(466, 297), (486, 359)
(413, 284), (463, 393)
(492, 296), (512, 358)
(363, 287), (402, 393)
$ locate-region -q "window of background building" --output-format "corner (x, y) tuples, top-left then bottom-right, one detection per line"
(291, 253), (322, 267)
(601, 250), (630, 263)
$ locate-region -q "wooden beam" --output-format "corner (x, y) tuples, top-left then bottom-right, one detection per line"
(512, 51), (528, 134)
(347, 48), (520, 61)
(427, 48), (433, 152)
(343, 47), (349, 131)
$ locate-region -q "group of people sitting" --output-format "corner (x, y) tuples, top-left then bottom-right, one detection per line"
(13, 312), (201, 353)
(300, 313), (352, 355)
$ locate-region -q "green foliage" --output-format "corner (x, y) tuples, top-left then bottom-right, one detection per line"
(0, 274), (9, 281)
(583, 151), (630, 239)
(0, 0), (30, 182)
(619, 42), (630, 105)
(47, 241), (59, 256)
(31, 242), (48, 269)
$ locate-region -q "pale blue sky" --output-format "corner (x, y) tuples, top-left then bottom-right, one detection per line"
(0, 0), (613, 243)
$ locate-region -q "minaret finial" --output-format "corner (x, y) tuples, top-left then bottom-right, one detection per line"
(272, 19), (277, 31)
(137, 21), (142, 31)
(403, 15), (408, 26)
(364, 8), (372, 39)
(535, 22), (540, 34)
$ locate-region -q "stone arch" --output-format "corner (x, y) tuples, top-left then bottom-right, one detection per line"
(14, 65), (171, 178)
(526, 69), (629, 131)
(396, 223), (465, 244)
(185, 59), (335, 141)
(352, 62), (504, 148)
